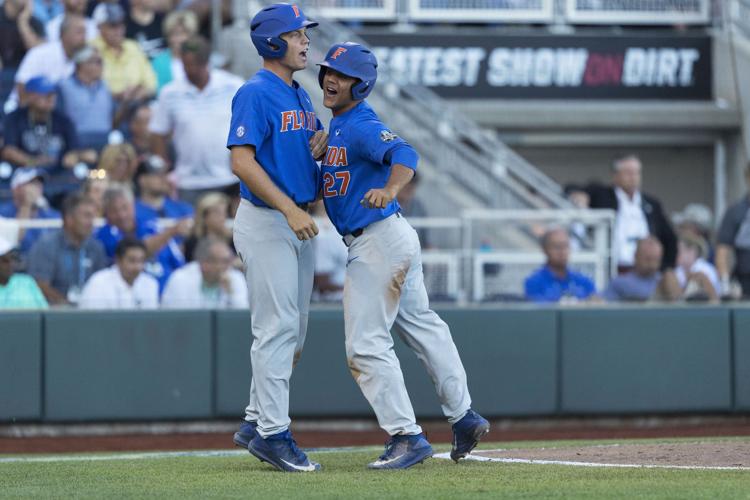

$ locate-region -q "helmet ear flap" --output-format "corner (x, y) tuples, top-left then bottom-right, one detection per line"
(250, 33), (288, 59)
(351, 79), (370, 100)
(318, 66), (327, 89)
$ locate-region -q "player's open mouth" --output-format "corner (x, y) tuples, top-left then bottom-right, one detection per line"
(325, 86), (338, 97)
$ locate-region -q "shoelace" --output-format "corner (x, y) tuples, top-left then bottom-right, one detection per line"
(378, 437), (398, 460)
(287, 435), (303, 459)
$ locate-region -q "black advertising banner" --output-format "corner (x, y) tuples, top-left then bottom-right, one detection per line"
(361, 33), (712, 100)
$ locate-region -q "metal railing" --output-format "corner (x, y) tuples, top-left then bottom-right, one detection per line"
(566, 0), (711, 25)
(408, 0), (554, 23)
(0, 209), (616, 303)
(297, 0), (712, 24)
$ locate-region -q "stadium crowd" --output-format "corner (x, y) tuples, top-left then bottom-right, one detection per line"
(1, 1), (750, 310)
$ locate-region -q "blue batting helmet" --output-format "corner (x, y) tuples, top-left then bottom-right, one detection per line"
(250, 3), (317, 59)
(317, 42), (378, 100)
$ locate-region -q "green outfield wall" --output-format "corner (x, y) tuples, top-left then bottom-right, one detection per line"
(0, 306), (747, 422)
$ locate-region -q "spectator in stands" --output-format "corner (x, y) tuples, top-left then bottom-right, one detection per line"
(56, 46), (118, 150)
(161, 237), (247, 309)
(603, 237), (663, 302)
(96, 184), (189, 289)
(96, 142), (137, 185)
(32, 0), (63, 24)
(0, 168), (59, 253)
(124, 101), (154, 159)
(81, 172), (108, 216)
(183, 191), (231, 262)
(309, 201), (346, 302)
(78, 236), (159, 308)
(46, 0), (97, 42)
(524, 227), (596, 303)
(151, 9), (197, 91)
(658, 232), (719, 303)
(124, 0), (165, 59)
(2, 75), (98, 203)
(672, 202), (714, 262)
(587, 154), (676, 272)
(0, 234), (48, 308)
(149, 35), (242, 204)
(182, 0), (231, 40)
(0, 0), (45, 110)
(134, 154), (192, 222)
(27, 191), (106, 304)
(716, 166), (750, 298)
(92, 3), (156, 101)
(13, 14), (87, 105)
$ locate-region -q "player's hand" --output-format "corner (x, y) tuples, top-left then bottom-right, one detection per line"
(285, 207), (319, 240)
(309, 130), (328, 160)
(361, 187), (396, 209)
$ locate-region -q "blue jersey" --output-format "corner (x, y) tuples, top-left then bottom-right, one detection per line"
(322, 101), (416, 236)
(135, 198), (194, 225)
(226, 69), (323, 207)
(95, 219), (185, 292)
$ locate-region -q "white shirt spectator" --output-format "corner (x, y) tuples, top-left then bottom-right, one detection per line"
(615, 187), (649, 267)
(313, 219), (347, 301)
(14, 41), (75, 87)
(161, 262), (248, 309)
(46, 15), (98, 42)
(148, 68), (243, 190)
(78, 265), (159, 309)
(675, 257), (720, 293)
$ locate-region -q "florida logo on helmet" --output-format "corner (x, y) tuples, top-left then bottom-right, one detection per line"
(331, 47), (347, 60)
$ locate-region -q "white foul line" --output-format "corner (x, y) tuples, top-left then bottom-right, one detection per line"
(433, 451), (750, 471)
(0, 446), (382, 465)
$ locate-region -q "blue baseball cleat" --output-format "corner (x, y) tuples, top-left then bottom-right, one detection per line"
(367, 433), (433, 470)
(247, 430), (321, 472)
(451, 409), (490, 462)
(233, 419), (258, 449)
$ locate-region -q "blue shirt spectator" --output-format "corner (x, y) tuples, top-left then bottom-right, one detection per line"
(96, 184), (189, 292)
(134, 154), (193, 224)
(56, 46), (116, 150)
(525, 265), (596, 303)
(32, 0), (63, 25)
(26, 192), (107, 305)
(524, 227), (596, 303)
(604, 237), (664, 302)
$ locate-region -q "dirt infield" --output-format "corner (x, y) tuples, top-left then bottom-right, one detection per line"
(476, 441), (750, 469)
(2, 418), (750, 454)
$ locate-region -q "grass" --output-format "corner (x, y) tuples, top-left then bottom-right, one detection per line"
(1, 439), (749, 499)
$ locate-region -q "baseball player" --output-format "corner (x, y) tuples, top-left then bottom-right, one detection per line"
(317, 42), (490, 470)
(227, 3), (328, 473)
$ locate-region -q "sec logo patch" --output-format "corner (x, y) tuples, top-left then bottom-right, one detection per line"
(236, 126), (245, 138)
(380, 130), (397, 142)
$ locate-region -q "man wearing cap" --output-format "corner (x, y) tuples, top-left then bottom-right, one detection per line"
(1, 74), (97, 200)
(134, 154), (193, 224)
(13, 14), (87, 105)
(91, 3), (156, 100)
(149, 35), (243, 204)
(0, 168), (60, 253)
(0, 234), (48, 309)
(57, 46), (119, 150)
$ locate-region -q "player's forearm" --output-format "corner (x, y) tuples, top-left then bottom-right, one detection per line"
(231, 146), (298, 215)
(384, 164), (415, 198)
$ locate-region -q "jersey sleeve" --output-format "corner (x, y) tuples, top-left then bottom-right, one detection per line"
(351, 118), (409, 167)
(226, 84), (268, 149)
